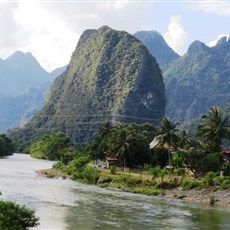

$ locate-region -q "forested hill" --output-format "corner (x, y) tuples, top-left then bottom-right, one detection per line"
(164, 35), (230, 126)
(10, 26), (165, 143)
(134, 31), (180, 72)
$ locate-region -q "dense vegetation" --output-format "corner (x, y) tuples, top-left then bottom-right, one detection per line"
(0, 200), (39, 230)
(9, 26), (165, 144)
(164, 36), (230, 127)
(29, 107), (230, 194)
(0, 134), (15, 157)
(134, 31), (180, 71)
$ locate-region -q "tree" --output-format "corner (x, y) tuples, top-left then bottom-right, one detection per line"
(30, 132), (73, 160)
(151, 147), (169, 168)
(197, 107), (230, 152)
(0, 200), (39, 230)
(155, 117), (180, 168)
(99, 121), (114, 139)
(157, 117), (180, 149)
(110, 127), (133, 170)
(0, 134), (15, 157)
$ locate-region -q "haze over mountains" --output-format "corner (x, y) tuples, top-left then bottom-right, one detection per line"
(0, 52), (66, 132)
(164, 36), (230, 127)
(134, 31), (180, 71)
(1, 26), (229, 143)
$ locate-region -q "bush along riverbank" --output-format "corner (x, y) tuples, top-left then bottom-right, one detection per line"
(37, 157), (230, 208)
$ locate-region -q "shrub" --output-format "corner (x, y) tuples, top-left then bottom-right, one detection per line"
(79, 166), (100, 184)
(220, 180), (230, 190)
(133, 188), (161, 196)
(114, 174), (142, 186)
(181, 179), (201, 190)
(0, 200), (39, 230)
(174, 168), (186, 176)
(110, 165), (117, 175)
(73, 155), (91, 170)
(201, 172), (219, 187)
(222, 162), (230, 176)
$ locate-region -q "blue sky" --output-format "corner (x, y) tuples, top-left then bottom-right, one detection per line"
(0, 0), (229, 71)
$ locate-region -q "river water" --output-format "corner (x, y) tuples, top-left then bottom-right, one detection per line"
(1, 154), (230, 230)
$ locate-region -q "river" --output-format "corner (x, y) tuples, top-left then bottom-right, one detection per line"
(1, 153), (230, 230)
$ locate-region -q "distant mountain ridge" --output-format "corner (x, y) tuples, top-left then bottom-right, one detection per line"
(134, 31), (180, 71)
(164, 35), (230, 126)
(0, 51), (52, 96)
(0, 51), (66, 132)
(10, 26), (166, 143)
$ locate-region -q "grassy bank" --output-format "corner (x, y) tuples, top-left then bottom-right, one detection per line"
(37, 162), (230, 208)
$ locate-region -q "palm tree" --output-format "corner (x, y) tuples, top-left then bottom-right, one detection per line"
(157, 117), (180, 149)
(99, 121), (114, 139)
(196, 107), (230, 152)
(178, 130), (191, 149)
(110, 127), (133, 170)
(156, 117), (180, 169)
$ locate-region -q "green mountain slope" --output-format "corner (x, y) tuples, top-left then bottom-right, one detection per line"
(10, 26), (165, 143)
(134, 31), (180, 72)
(164, 36), (230, 125)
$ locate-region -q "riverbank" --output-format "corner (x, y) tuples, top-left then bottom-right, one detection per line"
(162, 187), (230, 208)
(36, 168), (230, 209)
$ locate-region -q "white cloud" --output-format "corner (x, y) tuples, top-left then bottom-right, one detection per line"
(163, 15), (187, 55)
(0, 1), (150, 71)
(208, 34), (229, 47)
(189, 0), (230, 16)
(12, 0), (78, 71)
(97, 0), (129, 10)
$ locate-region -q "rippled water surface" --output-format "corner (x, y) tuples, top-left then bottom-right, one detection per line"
(1, 154), (230, 230)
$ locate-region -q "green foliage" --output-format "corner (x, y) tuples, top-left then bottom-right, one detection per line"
(93, 123), (153, 168)
(151, 147), (169, 168)
(201, 172), (219, 187)
(114, 174), (142, 187)
(149, 166), (169, 186)
(73, 154), (91, 171)
(181, 179), (201, 190)
(222, 162), (230, 176)
(0, 200), (39, 230)
(9, 26), (165, 145)
(110, 165), (117, 174)
(133, 187), (161, 196)
(171, 153), (183, 168)
(201, 152), (224, 173)
(219, 181), (230, 190)
(196, 107), (230, 152)
(180, 149), (205, 178)
(0, 134), (15, 157)
(164, 38), (230, 127)
(174, 168), (186, 176)
(79, 165), (100, 184)
(30, 132), (73, 160)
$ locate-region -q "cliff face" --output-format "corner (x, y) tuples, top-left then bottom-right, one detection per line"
(164, 36), (230, 125)
(12, 26), (165, 142)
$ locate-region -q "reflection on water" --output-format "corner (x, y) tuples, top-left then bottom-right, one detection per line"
(1, 154), (230, 230)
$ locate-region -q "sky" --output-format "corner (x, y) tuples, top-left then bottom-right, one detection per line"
(0, 0), (229, 72)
